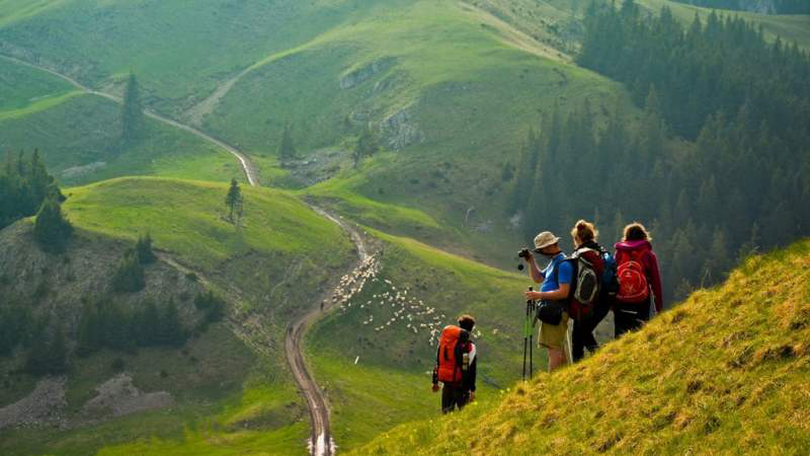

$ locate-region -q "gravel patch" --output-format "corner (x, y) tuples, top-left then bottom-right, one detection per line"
(80, 373), (174, 420)
(0, 376), (66, 430)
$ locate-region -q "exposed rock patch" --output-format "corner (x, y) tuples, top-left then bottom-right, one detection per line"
(61, 161), (107, 179)
(0, 377), (66, 430)
(379, 104), (424, 150)
(339, 57), (396, 90)
(80, 374), (174, 421)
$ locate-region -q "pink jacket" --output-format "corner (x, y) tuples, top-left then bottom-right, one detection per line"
(614, 240), (664, 312)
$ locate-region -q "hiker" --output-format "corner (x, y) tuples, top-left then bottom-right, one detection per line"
(569, 220), (612, 362)
(613, 222), (664, 338)
(432, 315), (477, 414)
(521, 231), (573, 372)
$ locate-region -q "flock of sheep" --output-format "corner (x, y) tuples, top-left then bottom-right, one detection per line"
(328, 253), (482, 345)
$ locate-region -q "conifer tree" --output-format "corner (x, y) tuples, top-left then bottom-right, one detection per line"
(225, 179), (243, 223)
(34, 197), (73, 253)
(136, 233), (156, 264)
(112, 249), (146, 293)
(278, 123), (296, 161)
(121, 73), (144, 146)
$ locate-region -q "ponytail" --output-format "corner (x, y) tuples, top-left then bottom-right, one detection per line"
(571, 219), (598, 244)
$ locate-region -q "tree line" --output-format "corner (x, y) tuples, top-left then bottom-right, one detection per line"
(512, 1), (810, 301)
(0, 150), (64, 229)
(670, 0), (810, 14)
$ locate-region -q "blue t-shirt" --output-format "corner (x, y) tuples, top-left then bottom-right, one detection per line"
(540, 253), (573, 292)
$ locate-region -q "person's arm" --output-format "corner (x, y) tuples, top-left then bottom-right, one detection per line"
(524, 253), (545, 284)
(647, 250), (664, 312)
(539, 283), (571, 301)
(538, 260), (572, 301)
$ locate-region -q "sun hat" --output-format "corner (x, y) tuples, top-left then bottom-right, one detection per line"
(533, 231), (560, 251)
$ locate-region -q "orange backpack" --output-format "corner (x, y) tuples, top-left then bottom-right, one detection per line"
(437, 325), (470, 384)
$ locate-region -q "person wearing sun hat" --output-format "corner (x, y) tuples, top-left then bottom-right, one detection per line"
(520, 231), (574, 372)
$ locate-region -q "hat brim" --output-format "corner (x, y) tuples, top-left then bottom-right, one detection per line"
(534, 237), (560, 250)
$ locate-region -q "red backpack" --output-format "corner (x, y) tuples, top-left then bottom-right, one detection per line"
(616, 249), (650, 303)
(436, 325), (471, 384)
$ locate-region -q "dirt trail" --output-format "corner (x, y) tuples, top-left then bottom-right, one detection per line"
(0, 54), (371, 455)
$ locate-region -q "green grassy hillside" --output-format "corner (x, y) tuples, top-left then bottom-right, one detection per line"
(307, 229), (537, 451)
(352, 240), (810, 455)
(0, 58), (246, 186)
(2, 0), (806, 267)
(0, 0), (374, 114)
(0, 177), (357, 455)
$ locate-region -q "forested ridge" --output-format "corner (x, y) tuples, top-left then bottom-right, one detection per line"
(0, 151), (63, 229)
(513, 0), (810, 301)
(670, 0), (810, 14)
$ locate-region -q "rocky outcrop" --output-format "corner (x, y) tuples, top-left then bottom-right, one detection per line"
(339, 57), (396, 90)
(0, 377), (67, 430)
(738, 0), (776, 13)
(80, 374), (174, 420)
(379, 104), (424, 150)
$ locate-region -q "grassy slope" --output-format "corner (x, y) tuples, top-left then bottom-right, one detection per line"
(0, 56), (73, 110)
(62, 177), (354, 307)
(0, 0), (374, 114)
(0, 177), (356, 455)
(2, 0), (806, 264)
(0, 58), (245, 186)
(352, 240), (810, 455)
(307, 229), (535, 451)
(263, 0), (631, 268)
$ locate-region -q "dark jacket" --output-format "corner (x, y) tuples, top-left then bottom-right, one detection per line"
(614, 239), (664, 312)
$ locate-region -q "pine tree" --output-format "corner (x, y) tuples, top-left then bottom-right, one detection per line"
(277, 123), (296, 161)
(33, 198), (73, 253)
(121, 73), (144, 146)
(225, 178), (243, 223)
(136, 233), (156, 264)
(112, 249), (146, 293)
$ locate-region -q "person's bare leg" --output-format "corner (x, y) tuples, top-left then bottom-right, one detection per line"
(547, 348), (567, 372)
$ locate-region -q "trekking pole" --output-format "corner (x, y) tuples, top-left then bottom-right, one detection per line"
(524, 287), (534, 380)
(529, 296), (535, 378)
(522, 296), (529, 381)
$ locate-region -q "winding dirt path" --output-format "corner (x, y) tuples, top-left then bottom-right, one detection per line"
(0, 53), (365, 455)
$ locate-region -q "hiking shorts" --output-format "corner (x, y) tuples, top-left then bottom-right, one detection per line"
(539, 311), (569, 350)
